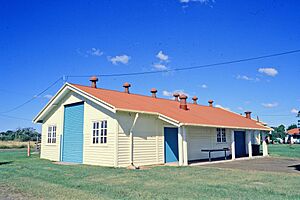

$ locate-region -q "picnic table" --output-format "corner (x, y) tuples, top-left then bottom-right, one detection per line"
(201, 148), (230, 162)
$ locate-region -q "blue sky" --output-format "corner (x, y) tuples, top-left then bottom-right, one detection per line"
(0, 0), (300, 131)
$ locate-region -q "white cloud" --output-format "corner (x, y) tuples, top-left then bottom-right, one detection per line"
(162, 90), (189, 97)
(43, 94), (53, 99)
(291, 108), (299, 114)
(87, 48), (103, 56)
(153, 63), (168, 70)
(237, 106), (244, 111)
(179, 0), (215, 4)
(215, 104), (230, 111)
(109, 55), (131, 65)
(236, 75), (260, 82)
(201, 84), (208, 89)
(156, 51), (169, 62)
(262, 102), (279, 108)
(258, 68), (278, 77)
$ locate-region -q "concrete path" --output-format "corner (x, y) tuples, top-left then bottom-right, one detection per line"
(197, 157), (300, 174)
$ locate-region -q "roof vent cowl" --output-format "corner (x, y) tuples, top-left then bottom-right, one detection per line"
(208, 100), (214, 107)
(151, 88), (157, 98)
(173, 93), (180, 101)
(123, 82), (131, 94)
(179, 94), (188, 110)
(245, 111), (252, 119)
(192, 96), (198, 104)
(90, 76), (98, 88)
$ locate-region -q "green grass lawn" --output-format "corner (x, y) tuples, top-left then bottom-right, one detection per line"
(268, 144), (300, 158)
(0, 148), (300, 200)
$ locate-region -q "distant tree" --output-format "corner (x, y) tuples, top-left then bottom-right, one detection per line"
(271, 124), (286, 140)
(0, 128), (40, 141)
(287, 124), (297, 131)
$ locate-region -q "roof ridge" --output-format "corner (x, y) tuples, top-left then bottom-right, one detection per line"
(70, 83), (211, 108)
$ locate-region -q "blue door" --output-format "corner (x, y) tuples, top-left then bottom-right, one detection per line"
(234, 131), (246, 157)
(62, 102), (84, 163)
(164, 127), (179, 163)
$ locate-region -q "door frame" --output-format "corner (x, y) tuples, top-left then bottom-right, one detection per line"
(234, 131), (246, 158)
(164, 127), (179, 163)
(61, 101), (85, 163)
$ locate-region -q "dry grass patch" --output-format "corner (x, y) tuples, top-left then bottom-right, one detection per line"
(0, 141), (35, 149)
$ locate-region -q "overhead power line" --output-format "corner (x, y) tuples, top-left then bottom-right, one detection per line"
(0, 114), (32, 121)
(260, 114), (296, 117)
(0, 77), (63, 114)
(67, 49), (300, 78)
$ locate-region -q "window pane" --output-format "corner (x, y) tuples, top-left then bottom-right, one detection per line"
(96, 130), (99, 136)
(104, 129), (107, 136)
(101, 129), (103, 136)
(217, 137), (221, 143)
(104, 137), (107, 143)
(93, 137), (95, 144)
(96, 137), (99, 144)
(222, 137), (226, 143)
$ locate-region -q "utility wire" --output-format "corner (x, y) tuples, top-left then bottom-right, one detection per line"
(0, 77), (63, 114)
(260, 114), (296, 117)
(0, 114), (32, 121)
(67, 49), (300, 78)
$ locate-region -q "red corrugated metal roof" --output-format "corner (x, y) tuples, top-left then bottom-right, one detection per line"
(71, 83), (271, 130)
(287, 128), (300, 135)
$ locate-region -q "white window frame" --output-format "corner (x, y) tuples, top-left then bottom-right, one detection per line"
(92, 120), (107, 145)
(216, 128), (226, 143)
(47, 125), (57, 144)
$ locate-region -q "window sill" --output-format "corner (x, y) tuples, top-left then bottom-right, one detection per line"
(216, 142), (228, 144)
(45, 143), (57, 146)
(89, 143), (108, 147)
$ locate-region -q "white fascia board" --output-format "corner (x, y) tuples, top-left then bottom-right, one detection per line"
(33, 83), (69, 123)
(180, 123), (273, 131)
(67, 84), (116, 112)
(158, 114), (180, 127)
(116, 108), (180, 127)
(33, 83), (116, 123)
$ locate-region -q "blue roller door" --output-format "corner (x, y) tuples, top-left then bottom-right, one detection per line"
(234, 131), (246, 157)
(164, 127), (179, 163)
(62, 102), (84, 163)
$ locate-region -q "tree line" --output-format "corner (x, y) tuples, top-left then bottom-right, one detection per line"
(0, 128), (40, 141)
(270, 124), (297, 141)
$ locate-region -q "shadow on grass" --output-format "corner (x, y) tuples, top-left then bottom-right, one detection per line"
(0, 161), (13, 165)
(288, 164), (300, 171)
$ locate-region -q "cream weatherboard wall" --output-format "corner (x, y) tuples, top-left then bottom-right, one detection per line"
(40, 89), (169, 167)
(41, 91), (118, 166)
(41, 91), (83, 161)
(82, 100), (116, 166)
(186, 127), (232, 161)
(116, 112), (169, 167)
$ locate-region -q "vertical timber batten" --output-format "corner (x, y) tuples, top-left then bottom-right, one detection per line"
(114, 116), (119, 167)
(178, 127), (183, 166)
(183, 126), (188, 166)
(130, 113), (139, 165)
(247, 131), (253, 158)
(231, 130), (235, 160)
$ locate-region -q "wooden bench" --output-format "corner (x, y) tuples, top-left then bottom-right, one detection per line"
(201, 148), (230, 162)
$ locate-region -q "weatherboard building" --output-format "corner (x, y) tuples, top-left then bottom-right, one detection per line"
(33, 77), (272, 167)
